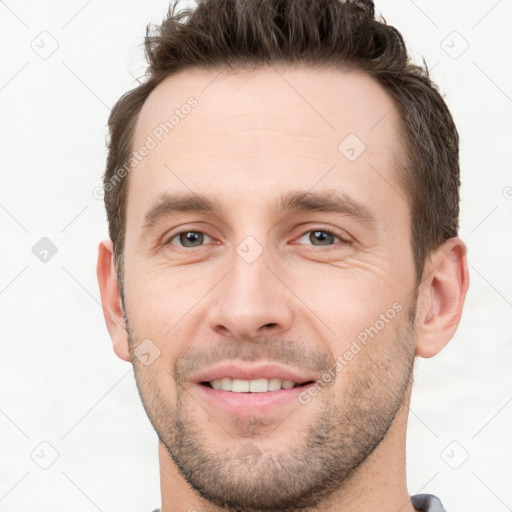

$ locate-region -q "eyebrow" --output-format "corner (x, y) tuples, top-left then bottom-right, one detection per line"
(277, 190), (376, 227)
(142, 193), (222, 232)
(141, 190), (376, 233)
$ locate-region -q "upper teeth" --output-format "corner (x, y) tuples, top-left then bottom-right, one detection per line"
(210, 378), (298, 392)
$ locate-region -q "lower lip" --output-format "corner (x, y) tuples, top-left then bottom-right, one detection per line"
(195, 383), (314, 416)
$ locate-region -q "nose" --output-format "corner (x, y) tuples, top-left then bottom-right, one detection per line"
(207, 244), (294, 340)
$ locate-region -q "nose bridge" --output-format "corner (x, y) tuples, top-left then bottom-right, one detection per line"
(208, 233), (293, 338)
(231, 237), (272, 304)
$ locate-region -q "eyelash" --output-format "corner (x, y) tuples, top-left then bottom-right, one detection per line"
(164, 226), (351, 250)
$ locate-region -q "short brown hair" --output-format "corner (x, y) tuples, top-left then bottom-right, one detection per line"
(103, 0), (460, 297)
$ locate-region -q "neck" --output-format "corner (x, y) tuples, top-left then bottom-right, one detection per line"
(158, 384), (417, 512)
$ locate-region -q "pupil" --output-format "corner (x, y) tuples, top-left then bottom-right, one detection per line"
(312, 231), (332, 245)
(182, 232), (202, 247)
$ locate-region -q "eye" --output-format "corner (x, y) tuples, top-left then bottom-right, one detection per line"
(164, 227), (350, 250)
(296, 228), (349, 247)
(167, 230), (213, 248)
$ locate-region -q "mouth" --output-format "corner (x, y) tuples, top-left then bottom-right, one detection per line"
(195, 379), (317, 417)
(191, 363), (319, 416)
(199, 378), (315, 392)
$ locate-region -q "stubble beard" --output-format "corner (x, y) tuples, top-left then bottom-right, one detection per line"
(128, 305), (417, 512)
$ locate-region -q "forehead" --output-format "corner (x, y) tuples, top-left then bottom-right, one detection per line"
(134, 65), (401, 146)
(128, 65), (406, 225)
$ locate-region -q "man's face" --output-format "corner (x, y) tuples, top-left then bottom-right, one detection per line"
(122, 66), (418, 510)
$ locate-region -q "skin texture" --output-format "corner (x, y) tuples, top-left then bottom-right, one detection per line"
(97, 66), (469, 512)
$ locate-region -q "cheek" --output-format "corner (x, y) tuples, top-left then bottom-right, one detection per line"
(291, 262), (406, 329)
(124, 262), (209, 333)
(329, 311), (413, 404)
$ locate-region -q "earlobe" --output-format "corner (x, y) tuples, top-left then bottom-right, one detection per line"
(96, 239), (131, 362)
(415, 237), (470, 358)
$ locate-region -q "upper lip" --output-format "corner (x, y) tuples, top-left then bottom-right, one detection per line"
(192, 363), (317, 384)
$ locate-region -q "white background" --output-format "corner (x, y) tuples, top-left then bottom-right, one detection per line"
(0, 1), (511, 511)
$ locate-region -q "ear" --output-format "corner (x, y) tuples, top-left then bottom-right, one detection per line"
(415, 237), (470, 358)
(96, 239), (130, 362)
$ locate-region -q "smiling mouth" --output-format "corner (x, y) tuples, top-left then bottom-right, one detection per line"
(200, 379), (316, 393)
